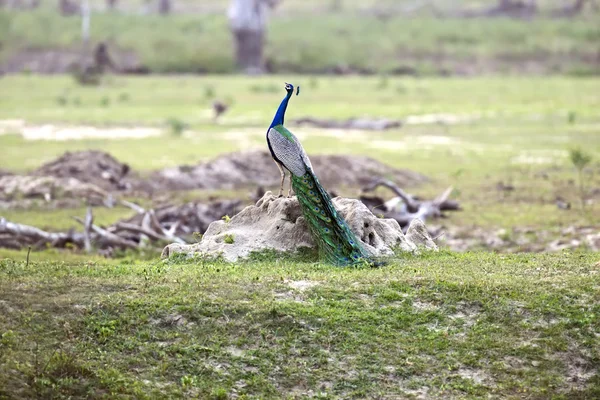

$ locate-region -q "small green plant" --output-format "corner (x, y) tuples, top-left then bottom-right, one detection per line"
(204, 85), (216, 99)
(221, 215), (231, 223)
(210, 387), (229, 400)
(569, 147), (592, 210)
(224, 234), (235, 244)
(100, 96), (111, 107)
(165, 118), (188, 137)
(55, 95), (68, 106)
(118, 92), (130, 102)
(376, 74), (389, 89)
(567, 110), (577, 124)
(180, 374), (197, 389)
(192, 232), (203, 242)
(1, 330), (16, 347)
(70, 65), (102, 86)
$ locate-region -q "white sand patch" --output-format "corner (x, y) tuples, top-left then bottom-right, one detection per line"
(412, 300), (439, 311)
(457, 367), (490, 385)
(22, 125), (162, 141)
(0, 120), (162, 141)
(0, 119), (26, 134)
(370, 135), (461, 151)
(287, 280), (319, 292)
(225, 346), (245, 357)
(510, 150), (568, 165)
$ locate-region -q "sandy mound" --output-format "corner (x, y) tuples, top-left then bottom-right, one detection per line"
(162, 192), (437, 262)
(153, 151), (428, 191)
(33, 150), (137, 192)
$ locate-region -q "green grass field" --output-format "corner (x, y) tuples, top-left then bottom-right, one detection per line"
(1, 250), (599, 398)
(0, 74), (599, 398)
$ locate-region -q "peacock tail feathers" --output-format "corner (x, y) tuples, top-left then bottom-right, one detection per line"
(266, 82), (382, 267)
(291, 169), (372, 266)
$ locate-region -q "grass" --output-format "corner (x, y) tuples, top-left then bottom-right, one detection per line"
(0, 73), (599, 397)
(0, 249), (599, 398)
(0, 74), (598, 235)
(1, 7), (599, 75)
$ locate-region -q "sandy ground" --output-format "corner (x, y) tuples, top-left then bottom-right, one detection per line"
(0, 117), (568, 165)
(0, 120), (162, 141)
(0, 113), (476, 140)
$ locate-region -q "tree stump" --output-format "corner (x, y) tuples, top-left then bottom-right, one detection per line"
(228, 0), (280, 74)
(158, 0), (171, 15)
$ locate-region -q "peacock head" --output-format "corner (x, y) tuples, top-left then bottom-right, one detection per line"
(284, 82), (300, 96)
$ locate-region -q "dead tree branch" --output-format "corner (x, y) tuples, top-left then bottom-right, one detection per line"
(0, 217), (84, 248)
(73, 216), (138, 249)
(83, 206), (93, 253)
(360, 179), (461, 232)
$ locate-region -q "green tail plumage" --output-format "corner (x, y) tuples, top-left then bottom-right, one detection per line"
(292, 169), (372, 266)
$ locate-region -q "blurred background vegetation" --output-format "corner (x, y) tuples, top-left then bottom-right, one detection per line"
(0, 0), (599, 75)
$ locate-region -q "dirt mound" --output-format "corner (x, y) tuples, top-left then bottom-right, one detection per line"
(153, 151), (428, 191)
(30, 150), (428, 194)
(33, 150), (136, 191)
(162, 192), (437, 262)
(312, 154), (427, 188)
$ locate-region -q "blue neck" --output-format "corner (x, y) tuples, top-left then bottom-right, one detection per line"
(268, 91), (292, 129)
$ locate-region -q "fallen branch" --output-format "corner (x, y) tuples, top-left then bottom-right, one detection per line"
(362, 179), (420, 212)
(120, 199), (146, 214)
(0, 217), (84, 247)
(1, 198), (241, 254)
(360, 179), (461, 231)
(147, 209), (186, 245)
(83, 206), (93, 253)
(114, 221), (173, 243)
(73, 216), (138, 249)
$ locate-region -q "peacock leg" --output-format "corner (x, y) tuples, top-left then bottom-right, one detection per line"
(287, 176), (293, 198)
(274, 161), (286, 197)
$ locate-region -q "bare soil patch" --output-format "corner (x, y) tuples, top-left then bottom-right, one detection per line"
(0, 150), (428, 211)
(32, 150), (141, 192)
(153, 150), (428, 191)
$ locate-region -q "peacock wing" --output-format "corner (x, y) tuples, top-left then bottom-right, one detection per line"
(267, 125), (311, 177)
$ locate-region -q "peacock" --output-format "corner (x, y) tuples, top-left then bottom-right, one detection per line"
(266, 82), (375, 267)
